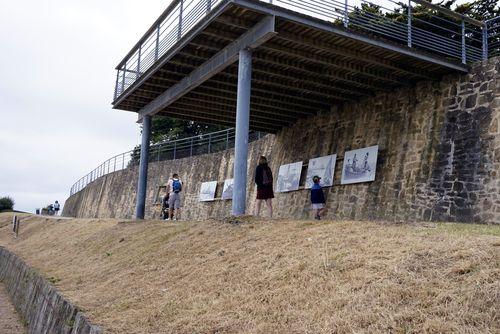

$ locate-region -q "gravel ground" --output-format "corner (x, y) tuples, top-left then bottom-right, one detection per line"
(0, 284), (25, 334)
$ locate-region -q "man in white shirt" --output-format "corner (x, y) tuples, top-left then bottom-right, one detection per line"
(166, 173), (182, 221)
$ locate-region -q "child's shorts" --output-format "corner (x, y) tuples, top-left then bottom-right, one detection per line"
(311, 203), (325, 210)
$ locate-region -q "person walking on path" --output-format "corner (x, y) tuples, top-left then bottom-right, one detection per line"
(254, 156), (274, 218)
(166, 173), (182, 221)
(53, 201), (60, 216)
(310, 176), (327, 220)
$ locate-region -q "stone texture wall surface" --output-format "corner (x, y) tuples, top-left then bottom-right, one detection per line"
(64, 58), (499, 224)
(0, 247), (102, 334)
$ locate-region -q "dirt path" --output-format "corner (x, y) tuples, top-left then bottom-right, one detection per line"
(0, 284), (25, 334)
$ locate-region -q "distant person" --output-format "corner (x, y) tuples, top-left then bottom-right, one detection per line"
(48, 204), (54, 216)
(161, 191), (170, 220)
(53, 201), (60, 216)
(254, 156), (274, 218)
(311, 176), (326, 220)
(166, 173), (182, 221)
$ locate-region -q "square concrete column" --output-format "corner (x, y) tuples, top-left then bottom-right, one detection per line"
(135, 115), (152, 219)
(232, 48), (252, 216)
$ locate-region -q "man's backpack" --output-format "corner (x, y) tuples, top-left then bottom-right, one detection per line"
(172, 179), (182, 193)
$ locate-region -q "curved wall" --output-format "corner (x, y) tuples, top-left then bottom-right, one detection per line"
(64, 58), (500, 224)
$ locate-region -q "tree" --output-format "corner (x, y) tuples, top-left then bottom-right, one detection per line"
(0, 196), (15, 211)
(148, 117), (226, 145)
(129, 117), (227, 165)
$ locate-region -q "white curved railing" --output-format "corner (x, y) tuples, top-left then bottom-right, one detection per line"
(69, 129), (263, 196)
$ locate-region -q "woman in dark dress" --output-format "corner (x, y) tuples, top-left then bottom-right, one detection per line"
(254, 156), (274, 217)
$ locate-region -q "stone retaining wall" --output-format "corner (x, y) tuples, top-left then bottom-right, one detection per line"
(0, 247), (102, 334)
(64, 58), (499, 224)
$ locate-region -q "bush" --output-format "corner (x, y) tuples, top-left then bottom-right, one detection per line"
(0, 196), (15, 211)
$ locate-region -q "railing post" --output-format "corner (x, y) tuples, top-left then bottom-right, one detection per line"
(136, 46), (142, 80)
(482, 23), (488, 60)
(208, 133), (211, 153)
(173, 142), (177, 159)
(344, 0), (348, 28)
(190, 138), (194, 156)
(407, 0), (412, 47)
(207, 0), (212, 12)
(461, 20), (466, 64)
(122, 153), (125, 169)
(178, 0), (184, 41)
(114, 156), (117, 172)
(114, 70), (120, 100)
(226, 129), (229, 150)
(121, 64), (126, 93)
(155, 24), (160, 61)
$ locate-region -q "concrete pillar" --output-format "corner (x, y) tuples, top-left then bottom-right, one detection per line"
(135, 115), (152, 219)
(232, 48), (252, 216)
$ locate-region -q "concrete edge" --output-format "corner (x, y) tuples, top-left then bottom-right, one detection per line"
(0, 246), (103, 334)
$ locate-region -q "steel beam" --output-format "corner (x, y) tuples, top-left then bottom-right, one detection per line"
(232, 49), (252, 216)
(135, 115), (151, 219)
(138, 15), (277, 120)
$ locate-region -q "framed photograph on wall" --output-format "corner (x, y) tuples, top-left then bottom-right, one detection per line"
(276, 161), (303, 193)
(222, 179), (234, 200)
(341, 145), (379, 185)
(199, 181), (218, 202)
(305, 154), (337, 189)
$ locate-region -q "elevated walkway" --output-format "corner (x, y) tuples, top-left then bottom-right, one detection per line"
(110, 0), (498, 217)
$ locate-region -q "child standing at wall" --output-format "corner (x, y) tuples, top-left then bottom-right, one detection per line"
(161, 191), (170, 220)
(311, 175), (326, 220)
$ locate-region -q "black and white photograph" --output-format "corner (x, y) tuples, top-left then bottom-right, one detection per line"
(221, 179), (234, 200)
(341, 145), (379, 185)
(305, 154), (337, 188)
(199, 181), (218, 202)
(276, 161), (303, 193)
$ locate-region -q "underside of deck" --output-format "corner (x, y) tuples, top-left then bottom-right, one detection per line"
(113, 0), (467, 133)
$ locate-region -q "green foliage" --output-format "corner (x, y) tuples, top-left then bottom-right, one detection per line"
(454, 0), (499, 20)
(0, 196), (14, 211)
(148, 117), (226, 145)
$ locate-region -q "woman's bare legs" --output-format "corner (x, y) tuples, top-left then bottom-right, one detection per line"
(266, 199), (273, 218)
(255, 199), (263, 216)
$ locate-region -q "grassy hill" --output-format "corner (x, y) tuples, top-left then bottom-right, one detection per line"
(0, 213), (498, 333)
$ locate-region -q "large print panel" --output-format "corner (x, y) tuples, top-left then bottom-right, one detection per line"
(199, 181), (218, 202)
(305, 154), (337, 189)
(276, 161), (303, 193)
(341, 146), (379, 185)
(222, 179), (234, 200)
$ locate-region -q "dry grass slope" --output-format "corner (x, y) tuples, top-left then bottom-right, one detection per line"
(0, 213), (499, 334)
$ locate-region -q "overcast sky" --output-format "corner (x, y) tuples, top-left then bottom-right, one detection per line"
(0, 0), (470, 213)
(0, 0), (167, 212)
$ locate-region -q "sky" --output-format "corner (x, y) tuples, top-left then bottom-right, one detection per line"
(0, 0), (167, 212)
(0, 0), (471, 213)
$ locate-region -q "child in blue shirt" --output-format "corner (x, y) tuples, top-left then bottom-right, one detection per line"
(311, 175), (326, 220)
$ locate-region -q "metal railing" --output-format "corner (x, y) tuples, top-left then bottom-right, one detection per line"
(69, 129), (263, 196)
(113, 0), (499, 102)
(487, 17), (500, 58)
